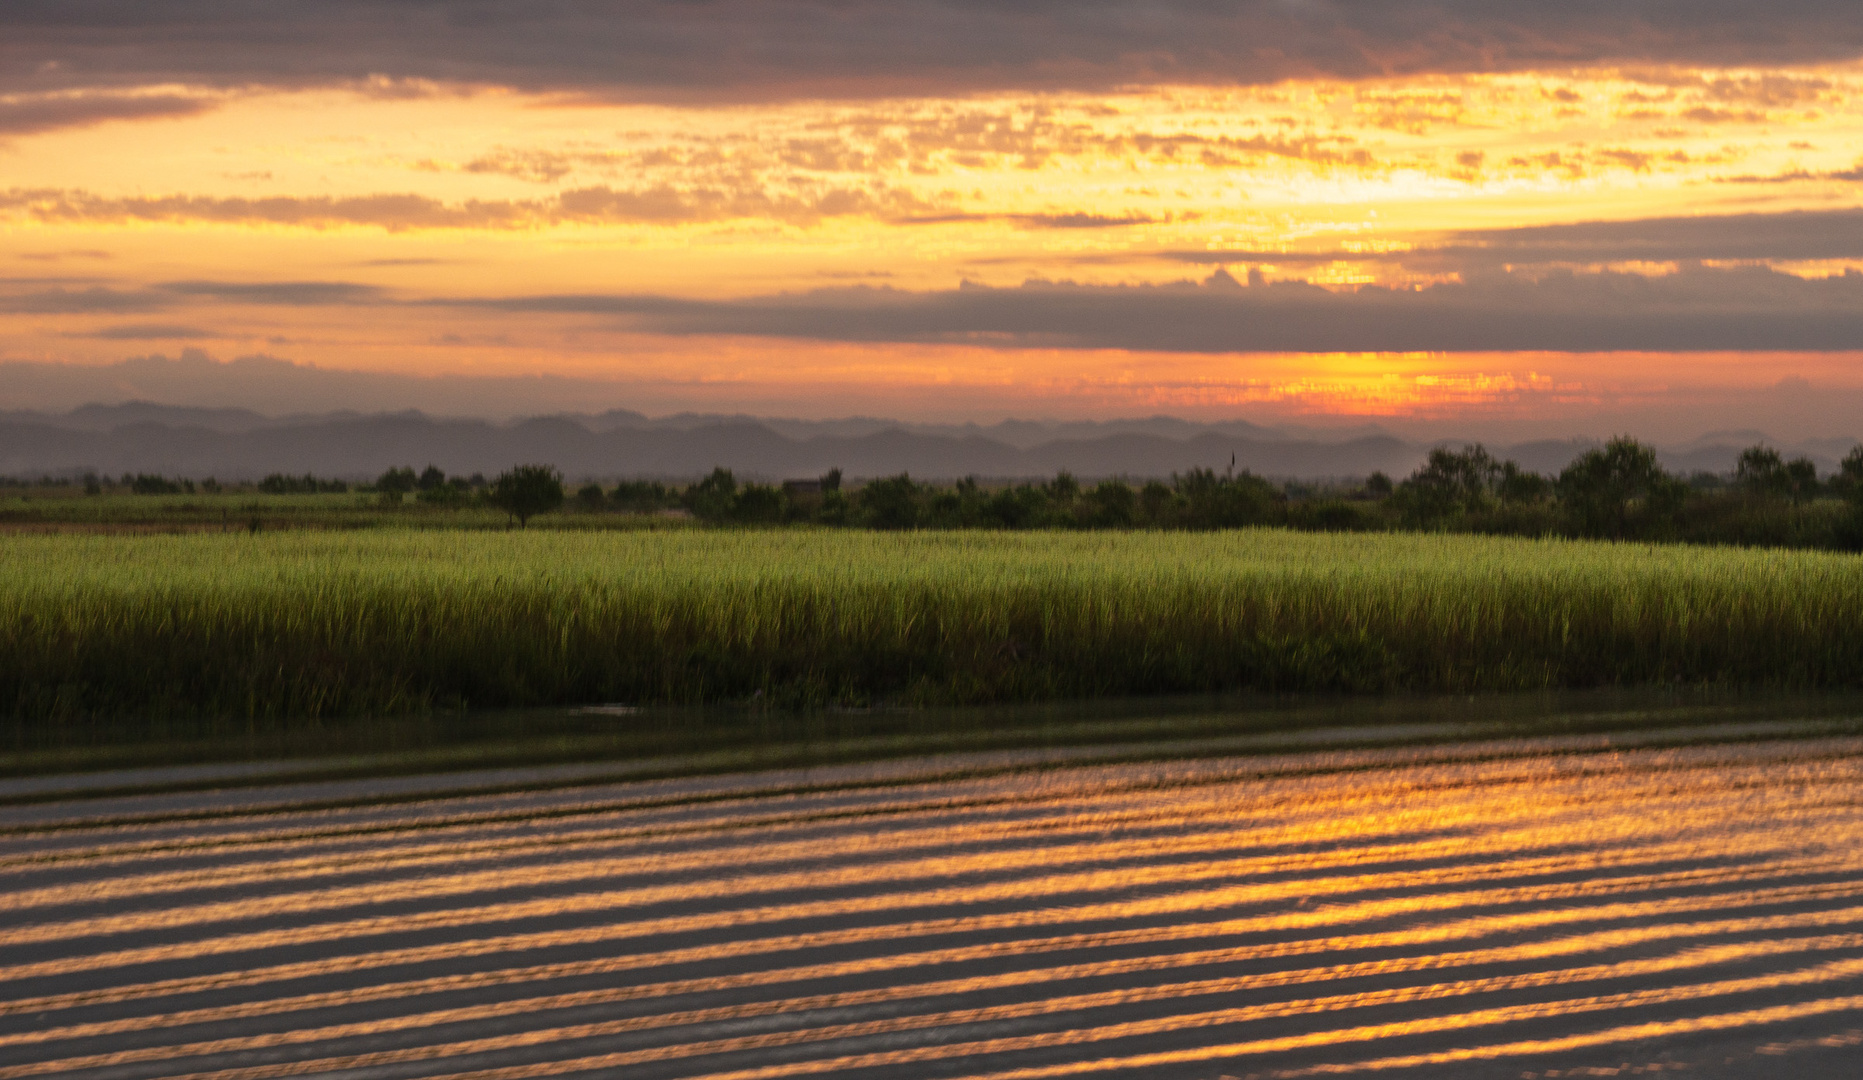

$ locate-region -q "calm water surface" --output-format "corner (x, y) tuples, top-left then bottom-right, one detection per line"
(1, 709), (1861, 1079)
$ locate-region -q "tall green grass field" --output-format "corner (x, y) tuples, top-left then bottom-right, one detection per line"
(4, 528), (1860, 719)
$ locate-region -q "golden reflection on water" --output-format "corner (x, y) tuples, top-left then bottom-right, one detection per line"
(1, 732), (1860, 1079)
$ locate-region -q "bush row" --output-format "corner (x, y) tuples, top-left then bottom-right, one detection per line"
(65, 438), (1863, 551)
(578, 439), (1863, 550)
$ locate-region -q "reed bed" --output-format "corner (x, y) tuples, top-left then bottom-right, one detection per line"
(3, 528), (1861, 720)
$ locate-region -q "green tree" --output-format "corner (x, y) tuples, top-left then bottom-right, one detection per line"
(1394, 444), (1503, 526)
(417, 480), (466, 505)
(983, 483), (1048, 529)
(1735, 444), (1820, 504)
(612, 480), (676, 513)
(857, 474), (924, 529)
(1831, 446), (1863, 550)
(1557, 437), (1686, 539)
(1785, 458), (1820, 502)
(1498, 462), (1552, 505)
(1172, 468), (1282, 528)
(815, 486), (850, 525)
(1138, 480), (1177, 524)
(1078, 478), (1137, 528)
(130, 474), (182, 495)
(1736, 445), (1789, 498)
(732, 483), (785, 523)
(376, 466), (418, 494)
(1044, 471), (1081, 506)
(683, 467), (738, 522)
(489, 464), (565, 527)
(1837, 445), (1863, 502)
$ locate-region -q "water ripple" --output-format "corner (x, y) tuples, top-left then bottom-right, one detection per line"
(4, 732), (1861, 1078)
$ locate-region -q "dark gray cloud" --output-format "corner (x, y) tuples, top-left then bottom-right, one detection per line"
(12, 207), (1863, 354)
(1158, 208), (1863, 270)
(0, 92), (211, 135)
(80, 323), (219, 339)
(159, 280), (385, 305)
(0, 277), (381, 313)
(5, 2), (1863, 101)
(1721, 164), (1863, 186)
(0, 284), (166, 314)
(456, 263), (1863, 353)
(1432, 208), (1863, 265)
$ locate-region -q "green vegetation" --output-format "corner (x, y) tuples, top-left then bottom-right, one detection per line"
(258, 473), (350, 495)
(487, 464), (566, 527)
(6, 528), (1863, 722)
(655, 439), (1863, 552)
(8, 440), (1863, 553)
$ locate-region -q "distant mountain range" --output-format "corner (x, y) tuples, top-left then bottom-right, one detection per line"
(0, 403), (1850, 483)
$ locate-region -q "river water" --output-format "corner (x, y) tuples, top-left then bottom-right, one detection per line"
(2, 710), (1861, 1079)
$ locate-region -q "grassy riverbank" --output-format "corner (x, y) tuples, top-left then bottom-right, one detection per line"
(6, 528), (1863, 721)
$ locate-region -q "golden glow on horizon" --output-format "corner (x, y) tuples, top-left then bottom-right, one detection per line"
(4, 63), (1863, 419)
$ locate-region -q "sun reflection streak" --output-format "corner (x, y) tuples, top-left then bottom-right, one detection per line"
(4, 734), (1860, 1079)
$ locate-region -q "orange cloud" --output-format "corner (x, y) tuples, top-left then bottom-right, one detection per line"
(0, 183), (936, 230)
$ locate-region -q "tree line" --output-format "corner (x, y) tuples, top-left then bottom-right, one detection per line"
(580, 437), (1863, 549)
(52, 437), (1863, 548)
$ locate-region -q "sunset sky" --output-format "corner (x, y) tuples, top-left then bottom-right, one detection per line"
(4, 2), (1863, 437)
